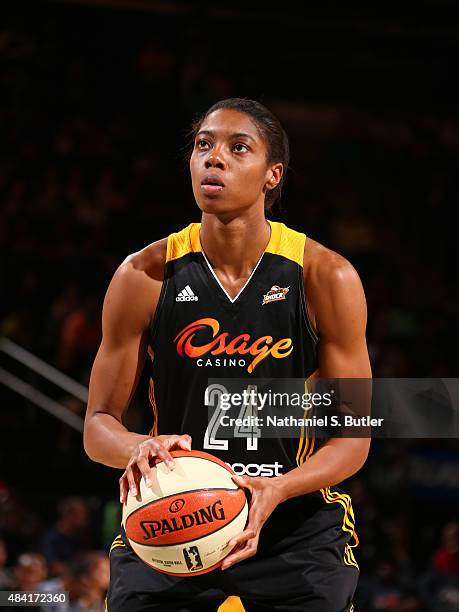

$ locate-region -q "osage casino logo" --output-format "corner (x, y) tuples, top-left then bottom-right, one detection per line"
(174, 318), (293, 373)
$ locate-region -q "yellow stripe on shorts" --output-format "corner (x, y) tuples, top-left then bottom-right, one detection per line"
(320, 486), (359, 569)
(109, 534), (126, 554)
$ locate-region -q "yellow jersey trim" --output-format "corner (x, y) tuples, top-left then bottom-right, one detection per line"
(166, 223), (201, 262)
(265, 222), (306, 267)
(165, 221), (305, 267)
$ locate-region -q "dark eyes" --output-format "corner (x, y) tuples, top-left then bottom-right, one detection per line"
(196, 139), (210, 150)
(196, 140), (249, 153)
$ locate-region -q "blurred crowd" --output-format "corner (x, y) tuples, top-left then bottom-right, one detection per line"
(0, 492), (111, 611)
(1, 5), (458, 612)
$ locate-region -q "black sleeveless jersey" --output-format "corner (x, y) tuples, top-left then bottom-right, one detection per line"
(146, 221), (319, 476)
(137, 222), (360, 570)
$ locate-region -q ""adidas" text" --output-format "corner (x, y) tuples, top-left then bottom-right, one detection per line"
(176, 285), (199, 302)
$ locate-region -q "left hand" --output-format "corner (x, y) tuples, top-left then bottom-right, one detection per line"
(221, 474), (285, 570)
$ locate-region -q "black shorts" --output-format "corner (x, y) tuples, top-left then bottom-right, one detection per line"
(107, 488), (358, 612)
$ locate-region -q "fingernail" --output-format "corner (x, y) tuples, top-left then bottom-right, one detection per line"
(167, 461), (174, 470)
(145, 479), (151, 487)
(130, 488), (136, 495)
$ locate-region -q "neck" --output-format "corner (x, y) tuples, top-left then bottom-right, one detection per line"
(200, 210), (271, 279)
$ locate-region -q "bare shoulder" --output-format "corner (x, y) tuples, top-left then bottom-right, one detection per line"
(103, 237), (168, 337)
(303, 237), (362, 293)
(121, 237), (168, 281)
(112, 237), (168, 296)
(303, 237), (366, 336)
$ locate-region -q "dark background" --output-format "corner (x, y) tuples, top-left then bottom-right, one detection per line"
(1, 1), (458, 610)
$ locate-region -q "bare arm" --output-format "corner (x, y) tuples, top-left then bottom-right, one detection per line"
(275, 251), (372, 500)
(83, 241), (165, 468)
(222, 246), (372, 570)
(85, 239), (195, 503)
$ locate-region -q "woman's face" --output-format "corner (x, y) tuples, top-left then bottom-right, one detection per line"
(190, 109), (281, 217)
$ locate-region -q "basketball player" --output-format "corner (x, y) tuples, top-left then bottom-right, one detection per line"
(84, 98), (372, 611)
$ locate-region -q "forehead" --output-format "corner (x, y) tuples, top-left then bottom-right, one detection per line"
(198, 109), (263, 141)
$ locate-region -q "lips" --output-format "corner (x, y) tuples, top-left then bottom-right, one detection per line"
(200, 174), (225, 193)
(201, 174), (225, 187)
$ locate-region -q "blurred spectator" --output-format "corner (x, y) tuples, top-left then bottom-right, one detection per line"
(46, 283), (81, 347)
(13, 553), (48, 591)
(41, 498), (90, 577)
(367, 561), (422, 611)
(420, 569), (459, 612)
(0, 537), (14, 589)
(40, 551), (109, 612)
(434, 522), (459, 580)
(0, 493), (42, 564)
(57, 298), (101, 379)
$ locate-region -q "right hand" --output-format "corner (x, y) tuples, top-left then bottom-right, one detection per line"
(119, 434), (192, 503)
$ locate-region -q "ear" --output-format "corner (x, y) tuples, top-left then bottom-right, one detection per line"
(265, 163), (283, 192)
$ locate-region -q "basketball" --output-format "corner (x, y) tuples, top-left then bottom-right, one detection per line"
(122, 450), (249, 576)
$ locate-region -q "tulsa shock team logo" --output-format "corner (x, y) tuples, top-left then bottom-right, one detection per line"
(262, 285), (289, 305)
(174, 318), (293, 373)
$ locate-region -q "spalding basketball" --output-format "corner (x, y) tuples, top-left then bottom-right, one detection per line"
(122, 450), (248, 576)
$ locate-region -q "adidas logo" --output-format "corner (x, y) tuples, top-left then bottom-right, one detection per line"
(176, 285), (199, 302)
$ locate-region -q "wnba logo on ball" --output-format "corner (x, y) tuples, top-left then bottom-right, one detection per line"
(183, 546), (203, 571)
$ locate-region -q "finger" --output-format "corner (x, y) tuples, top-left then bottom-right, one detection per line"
(178, 434), (192, 451)
(133, 463), (143, 491)
(222, 541), (244, 563)
(119, 473), (128, 504)
(137, 454), (153, 487)
(232, 475), (253, 492)
(162, 434), (192, 453)
(222, 539), (258, 570)
(227, 528), (256, 549)
(150, 440), (175, 470)
(125, 464), (139, 496)
(166, 435), (191, 452)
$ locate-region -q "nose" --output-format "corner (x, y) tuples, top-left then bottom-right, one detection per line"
(205, 150), (226, 170)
